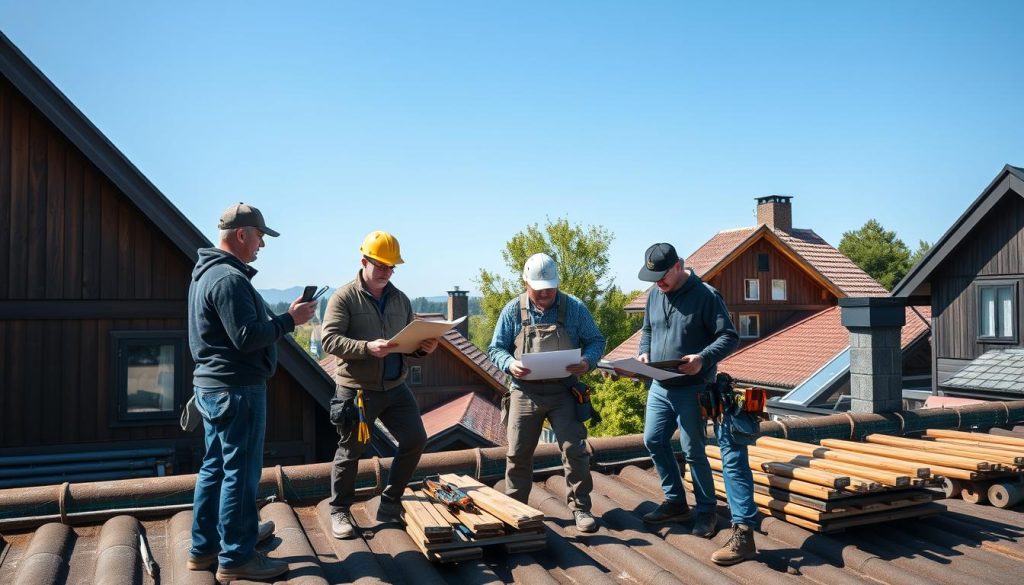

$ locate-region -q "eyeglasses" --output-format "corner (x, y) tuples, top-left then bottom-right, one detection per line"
(364, 257), (396, 272)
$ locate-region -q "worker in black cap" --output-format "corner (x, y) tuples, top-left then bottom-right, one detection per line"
(635, 243), (758, 566)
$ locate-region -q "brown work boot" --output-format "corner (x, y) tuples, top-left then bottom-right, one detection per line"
(215, 552), (288, 582)
(188, 520), (275, 570)
(711, 524), (756, 566)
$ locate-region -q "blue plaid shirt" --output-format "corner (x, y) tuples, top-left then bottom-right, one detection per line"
(488, 292), (606, 379)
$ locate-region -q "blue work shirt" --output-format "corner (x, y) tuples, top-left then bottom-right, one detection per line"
(488, 292), (606, 384)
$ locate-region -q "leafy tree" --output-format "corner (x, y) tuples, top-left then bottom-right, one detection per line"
(290, 325), (315, 359)
(909, 239), (932, 268)
(585, 373), (648, 437)
(838, 219), (912, 290)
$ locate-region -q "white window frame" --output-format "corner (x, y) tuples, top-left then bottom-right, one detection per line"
(739, 313), (760, 339)
(744, 279), (760, 301)
(772, 279), (787, 301)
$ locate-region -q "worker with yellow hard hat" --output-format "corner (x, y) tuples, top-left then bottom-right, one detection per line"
(320, 230), (438, 539)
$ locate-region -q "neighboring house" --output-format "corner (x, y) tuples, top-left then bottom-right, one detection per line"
(318, 298), (510, 453)
(718, 305), (932, 415)
(606, 195), (887, 361)
(0, 31), (336, 487)
(892, 165), (1024, 400)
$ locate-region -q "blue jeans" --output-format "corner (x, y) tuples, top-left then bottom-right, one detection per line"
(643, 380), (759, 527)
(190, 385), (267, 568)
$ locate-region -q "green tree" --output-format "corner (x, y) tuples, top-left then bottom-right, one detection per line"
(908, 239), (932, 268)
(475, 217), (641, 350)
(585, 373), (648, 437)
(838, 219), (911, 290)
(291, 325), (316, 359)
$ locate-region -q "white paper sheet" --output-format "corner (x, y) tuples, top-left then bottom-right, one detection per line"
(386, 316), (467, 354)
(597, 358), (683, 381)
(520, 348), (582, 380)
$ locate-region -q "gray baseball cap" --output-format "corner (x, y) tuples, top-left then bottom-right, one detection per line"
(218, 202), (280, 237)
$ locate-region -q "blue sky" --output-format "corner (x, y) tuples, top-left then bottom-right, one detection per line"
(2, 1), (1021, 298)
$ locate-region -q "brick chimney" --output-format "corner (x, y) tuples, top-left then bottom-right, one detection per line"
(447, 286), (469, 338)
(755, 195), (793, 233)
(839, 297), (906, 414)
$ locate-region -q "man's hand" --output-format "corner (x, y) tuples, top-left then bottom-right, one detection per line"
(565, 358), (590, 375)
(367, 339), (398, 358)
(509, 360), (531, 379)
(418, 337), (439, 354)
(288, 298), (318, 326)
(678, 354), (703, 375)
(638, 353), (650, 364)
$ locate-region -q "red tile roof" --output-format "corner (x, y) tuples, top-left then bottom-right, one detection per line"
(421, 392), (508, 446)
(624, 226), (887, 311)
(719, 305), (932, 389)
(604, 328), (642, 362)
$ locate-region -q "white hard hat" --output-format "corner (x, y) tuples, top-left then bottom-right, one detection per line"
(522, 253), (560, 290)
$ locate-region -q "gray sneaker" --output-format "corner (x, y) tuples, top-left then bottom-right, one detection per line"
(215, 552), (288, 582)
(691, 512), (718, 538)
(574, 510), (598, 533)
(711, 524), (756, 565)
(331, 509), (355, 539)
(642, 500), (692, 524)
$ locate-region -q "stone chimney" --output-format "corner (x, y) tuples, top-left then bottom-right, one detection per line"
(447, 286), (469, 338)
(755, 195), (793, 233)
(839, 297), (906, 414)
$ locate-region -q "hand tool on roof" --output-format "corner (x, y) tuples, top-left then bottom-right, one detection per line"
(424, 476), (477, 512)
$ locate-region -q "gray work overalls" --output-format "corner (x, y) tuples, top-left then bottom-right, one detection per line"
(504, 292), (593, 512)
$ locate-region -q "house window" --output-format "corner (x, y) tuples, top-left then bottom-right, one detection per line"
(409, 365), (423, 385)
(978, 283), (1016, 341)
(772, 279), (787, 301)
(744, 279), (760, 301)
(739, 313), (760, 339)
(112, 331), (185, 422)
(757, 253), (769, 272)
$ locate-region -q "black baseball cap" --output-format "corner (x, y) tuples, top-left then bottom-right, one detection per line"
(218, 203), (280, 237)
(638, 243), (680, 282)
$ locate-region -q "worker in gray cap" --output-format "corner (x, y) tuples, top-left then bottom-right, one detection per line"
(488, 253), (605, 533)
(187, 203), (316, 581)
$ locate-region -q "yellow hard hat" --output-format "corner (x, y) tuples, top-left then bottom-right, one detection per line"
(360, 230), (404, 265)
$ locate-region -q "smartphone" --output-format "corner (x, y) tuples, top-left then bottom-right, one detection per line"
(301, 285), (318, 302)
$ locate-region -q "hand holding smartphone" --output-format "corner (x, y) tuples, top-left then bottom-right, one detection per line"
(301, 285), (329, 303)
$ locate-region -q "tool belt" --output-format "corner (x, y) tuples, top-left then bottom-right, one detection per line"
(698, 373), (766, 445)
(564, 378), (602, 424)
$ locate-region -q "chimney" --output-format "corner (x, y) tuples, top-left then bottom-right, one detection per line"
(447, 286), (469, 338)
(755, 195), (793, 233)
(839, 297), (906, 414)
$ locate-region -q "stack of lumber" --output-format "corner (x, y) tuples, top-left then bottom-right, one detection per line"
(400, 474), (545, 562)
(684, 435), (945, 533)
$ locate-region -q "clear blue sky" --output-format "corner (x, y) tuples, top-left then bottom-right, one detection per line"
(2, 1), (1021, 299)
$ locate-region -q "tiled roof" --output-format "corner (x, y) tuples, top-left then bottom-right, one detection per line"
(624, 226), (888, 312)
(603, 328), (642, 362)
(943, 349), (1024, 395)
(421, 392), (508, 446)
(2, 427), (1023, 585)
(719, 306), (932, 389)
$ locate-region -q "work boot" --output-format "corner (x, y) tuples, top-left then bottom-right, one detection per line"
(215, 552), (288, 582)
(331, 509), (355, 539)
(642, 500), (692, 524)
(691, 512), (718, 538)
(574, 510), (598, 533)
(711, 524), (757, 565)
(188, 520), (275, 570)
(376, 499), (404, 524)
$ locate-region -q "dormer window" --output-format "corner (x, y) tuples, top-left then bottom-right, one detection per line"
(744, 279), (760, 301)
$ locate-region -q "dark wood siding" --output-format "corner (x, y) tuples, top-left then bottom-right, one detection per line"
(931, 194), (1024, 361)
(0, 75), (322, 469)
(407, 350), (499, 412)
(708, 238), (836, 339)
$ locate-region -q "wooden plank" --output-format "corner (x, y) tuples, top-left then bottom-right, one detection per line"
(45, 133), (65, 299)
(439, 474), (543, 529)
(867, 434), (1023, 467)
(708, 454), (840, 500)
(8, 94), (29, 298)
(820, 438), (990, 472)
(81, 171), (101, 299)
(757, 436), (931, 478)
(116, 199), (133, 297)
(0, 81), (12, 292)
(751, 445), (903, 488)
(423, 493), (504, 535)
(707, 445), (852, 489)
(27, 114), (47, 299)
(400, 489), (453, 538)
(63, 149), (83, 299)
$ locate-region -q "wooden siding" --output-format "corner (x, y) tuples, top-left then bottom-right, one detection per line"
(0, 75), (319, 469)
(407, 349), (501, 412)
(708, 239), (836, 339)
(931, 194), (1024, 361)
